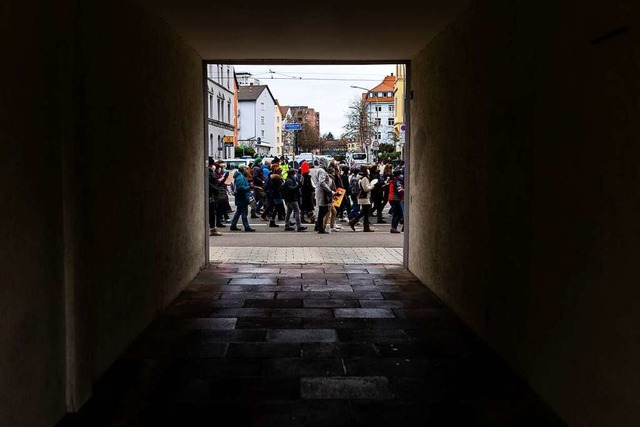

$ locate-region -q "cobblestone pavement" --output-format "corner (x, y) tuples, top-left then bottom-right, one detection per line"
(58, 263), (566, 427)
(210, 247), (403, 264)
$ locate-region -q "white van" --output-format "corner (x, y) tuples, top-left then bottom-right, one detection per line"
(346, 152), (368, 167)
(295, 152), (315, 163)
(220, 158), (252, 171)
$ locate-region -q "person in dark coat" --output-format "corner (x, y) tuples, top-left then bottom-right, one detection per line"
(369, 165), (386, 223)
(208, 157), (222, 236)
(264, 165), (285, 227)
(282, 168), (307, 232)
(338, 164), (351, 221)
(299, 161), (316, 223)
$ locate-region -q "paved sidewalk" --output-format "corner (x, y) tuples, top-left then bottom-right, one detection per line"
(59, 263), (566, 427)
(210, 247), (404, 264)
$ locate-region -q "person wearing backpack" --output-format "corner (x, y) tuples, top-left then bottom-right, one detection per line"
(282, 169), (307, 232)
(347, 167), (361, 221)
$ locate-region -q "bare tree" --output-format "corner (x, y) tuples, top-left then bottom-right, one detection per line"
(295, 122), (324, 152)
(342, 96), (375, 152)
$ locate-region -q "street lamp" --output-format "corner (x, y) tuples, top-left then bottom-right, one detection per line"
(350, 85), (379, 163)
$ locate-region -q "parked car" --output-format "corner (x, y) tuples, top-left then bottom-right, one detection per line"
(294, 152), (315, 164)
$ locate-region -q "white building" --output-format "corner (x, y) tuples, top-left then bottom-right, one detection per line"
(358, 74), (398, 156)
(274, 101), (284, 157)
(237, 85), (276, 156)
(206, 64), (236, 159)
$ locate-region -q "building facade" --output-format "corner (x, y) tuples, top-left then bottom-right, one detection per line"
(274, 101), (284, 157)
(237, 85), (277, 156)
(361, 74), (397, 150)
(393, 64), (406, 155)
(206, 64), (236, 159)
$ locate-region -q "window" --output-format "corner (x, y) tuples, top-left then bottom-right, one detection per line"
(389, 105), (394, 112)
(261, 116), (265, 125)
(261, 102), (265, 111)
(387, 92), (393, 97)
(388, 118), (394, 126)
(375, 105), (382, 112)
(276, 116), (280, 123)
(375, 132), (381, 140)
(261, 130), (265, 137)
(375, 118), (381, 126)
(227, 103), (231, 124)
(208, 95), (213, 119)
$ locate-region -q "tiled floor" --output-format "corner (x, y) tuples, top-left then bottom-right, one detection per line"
(58, 263), (566, 427)
(210, 247), (404, 264)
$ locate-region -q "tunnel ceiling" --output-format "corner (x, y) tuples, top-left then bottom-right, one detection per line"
(141, 0), (470, 62)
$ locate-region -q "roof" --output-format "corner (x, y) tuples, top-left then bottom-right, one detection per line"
(238, 85), (267, 101)
(238, 85), (277, 104)
(279, 105), (289, 116)
(370, 75), (397, 93)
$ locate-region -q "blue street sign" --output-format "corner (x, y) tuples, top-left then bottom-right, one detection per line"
(284, 123), (302, 130)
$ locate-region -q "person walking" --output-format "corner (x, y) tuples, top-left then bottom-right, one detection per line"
(213, 161), (230, 229)
(348, 165), (377, 232)
(251, 158), (265, 217)
(313, 160), (334, 234)
(323, 166), (339, 232)
(388, 167), (404, 233)
(264, 164), (285, 227)
(282, 168), (307, 232)
(347, 167), (361, 221)
(369, 164), (386, 224)
(299, 161), (316, 224)
(208, 157), (222, 236)
(229, 165), (256, 232)
(338, 165), (351, 221)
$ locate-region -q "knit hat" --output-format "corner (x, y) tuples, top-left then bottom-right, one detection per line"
(254, 157), (262, 164)
(300, 161), (310, 174)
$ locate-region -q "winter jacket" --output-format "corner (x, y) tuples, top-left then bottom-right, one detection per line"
(314, 170), (333, 207)
(357, 175), (375, 205)
(388, 176), (404, 201)
(233, 170), (251, 208)
(282, 175), (302, 203)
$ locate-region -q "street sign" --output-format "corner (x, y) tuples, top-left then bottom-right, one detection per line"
(284, 123), (302, 130)
(372, 140), (379, 148)
(364, 137), (371, 145)
(223, 135), (234, 143)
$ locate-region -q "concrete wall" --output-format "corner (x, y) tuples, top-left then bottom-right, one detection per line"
(0, 2), (66, 426)
(409, 1), (640, 426)
(0, 1), (206, 425)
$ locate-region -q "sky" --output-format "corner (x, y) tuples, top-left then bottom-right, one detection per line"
(232, 64), (398, 138)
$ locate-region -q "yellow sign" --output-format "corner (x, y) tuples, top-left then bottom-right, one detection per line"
(223, 136), (234, 143)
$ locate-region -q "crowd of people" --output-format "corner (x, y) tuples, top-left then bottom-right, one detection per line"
(208, 155), (405, 236)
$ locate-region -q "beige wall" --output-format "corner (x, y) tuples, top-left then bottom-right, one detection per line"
(409, 1), (640, 426)
(0, 1), (206, 426)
